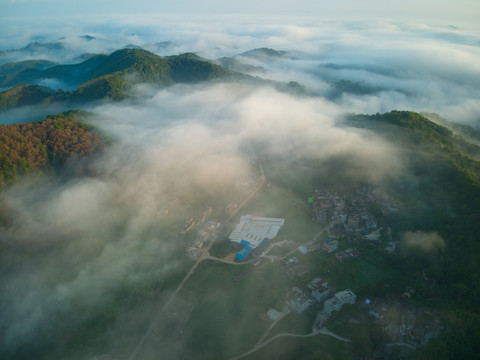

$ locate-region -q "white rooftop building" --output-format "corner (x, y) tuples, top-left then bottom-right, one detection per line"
(323, 289), (356, 315)
(229, 215), (285, 260)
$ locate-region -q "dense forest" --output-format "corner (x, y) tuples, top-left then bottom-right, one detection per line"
(0, 49), (245, 109)
(0, 110), (104, 185)
(0, 48), (310, 111)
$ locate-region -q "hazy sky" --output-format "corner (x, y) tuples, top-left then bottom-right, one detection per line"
(1, 0), (479, 27)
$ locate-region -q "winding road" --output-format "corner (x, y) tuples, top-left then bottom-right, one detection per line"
(128, 146), (349, 360)
(128, 146), (265, 360)
(230, 327), (351, 360)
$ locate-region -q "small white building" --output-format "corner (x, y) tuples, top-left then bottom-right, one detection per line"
(323, 289), (356, 315)
(312, 287), (332, 303)
(308, 277), (329, 290)
(290, 287), (314, 314)
(324, 296), (342, 315)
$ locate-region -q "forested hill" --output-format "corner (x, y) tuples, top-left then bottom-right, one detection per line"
(0, 110), (103, 185)
(0, 48), (237, 89)
(0, 48), (246, 109)
(351, 110), (480, 185)
(0, 48), (306, 111)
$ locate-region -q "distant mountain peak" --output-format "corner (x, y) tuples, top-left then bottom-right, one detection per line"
(81, 35), (96, 41)
(239, 47), (287, 59)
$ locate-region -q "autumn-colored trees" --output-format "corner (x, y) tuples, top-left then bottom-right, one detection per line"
(0, 111), (103, 184)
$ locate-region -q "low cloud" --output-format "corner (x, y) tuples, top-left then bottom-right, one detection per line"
(402, 230), (446, 252)
(1, 17), (479, 124)
(0, 15), (478, 357)
(0, 81), (407, 354)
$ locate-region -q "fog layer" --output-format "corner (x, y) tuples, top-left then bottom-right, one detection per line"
(1, 17), (479, 125)
(0, 15), (479, 358)
(0, 81), (404, 355)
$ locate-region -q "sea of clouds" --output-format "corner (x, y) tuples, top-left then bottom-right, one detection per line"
(0, 15), (479, 358)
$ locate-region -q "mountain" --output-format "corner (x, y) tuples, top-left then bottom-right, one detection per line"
(149, 41), (174, 52)
(239, 47), (287, 61)
(216, 56), (265, 73)
(166, 52), (236, 82)
(80, 35), (96, 41)
(328, 79), (385, 99)
(20, 40), (65, 53)
(72, 53), (99, 63)
(422, 112), (480, 145)
(0, 84), (56, 110)
(69, 49), (243, 102)
(350, 111), (480, 185)
(0, 48), (247, 108)
(355, 111), (480, 158)
(0, 36), (114, 63)
(0, 60), (56, 77)
(0, 47), (316, 112)
(0, 48), (312, 110)
(0, 48), (240, 90)
(0, 52), (128, 89)
(0, 110), (103, 185)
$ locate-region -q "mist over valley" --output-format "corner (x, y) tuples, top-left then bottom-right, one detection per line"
(0, 12), (479, 360)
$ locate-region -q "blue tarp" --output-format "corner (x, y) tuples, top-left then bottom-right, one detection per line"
(235, 238), (268, 260)
(236, 246), (253, 260)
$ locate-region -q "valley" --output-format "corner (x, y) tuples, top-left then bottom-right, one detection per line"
(0, 17), (479, 359)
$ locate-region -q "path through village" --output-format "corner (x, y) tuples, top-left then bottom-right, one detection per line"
(128, 146), (349, 360)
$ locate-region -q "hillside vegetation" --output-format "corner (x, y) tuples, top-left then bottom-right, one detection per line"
(353, 111), (480, 185)
(0, 110), (103, 185)
(0, 48), (245, 109)
(0, 59), (56, 78)
(0, 84), (55, 109)
(0, 48), (310, 111)
(0, 109), (479, 358)
(349, 111), (480, 358)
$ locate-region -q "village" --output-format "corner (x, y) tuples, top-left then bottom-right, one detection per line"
(308, 185), (399, 254)
(180, 183), (442, 357)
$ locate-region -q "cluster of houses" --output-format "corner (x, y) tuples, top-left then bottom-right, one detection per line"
(181, 207), (213, 234)
(366, 298), (443, 346)
(186, 220), (221, 258)
(308, 185), (403, 255)
(308, 186), (380, 234)
(335, 248), (361, 261)
(297, 236), (361, 262)
(288, 275), (356, 328)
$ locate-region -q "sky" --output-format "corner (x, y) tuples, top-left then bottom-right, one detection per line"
(1, 0), (479, 28)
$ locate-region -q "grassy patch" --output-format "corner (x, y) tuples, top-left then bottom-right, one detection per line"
(243, 332), (354, 360)
(179, 259), (300, 359)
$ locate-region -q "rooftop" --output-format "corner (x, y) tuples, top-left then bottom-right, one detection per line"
(229, 215), (285, 248)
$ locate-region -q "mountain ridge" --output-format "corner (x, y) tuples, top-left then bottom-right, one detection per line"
(0, 48), (308, 110)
